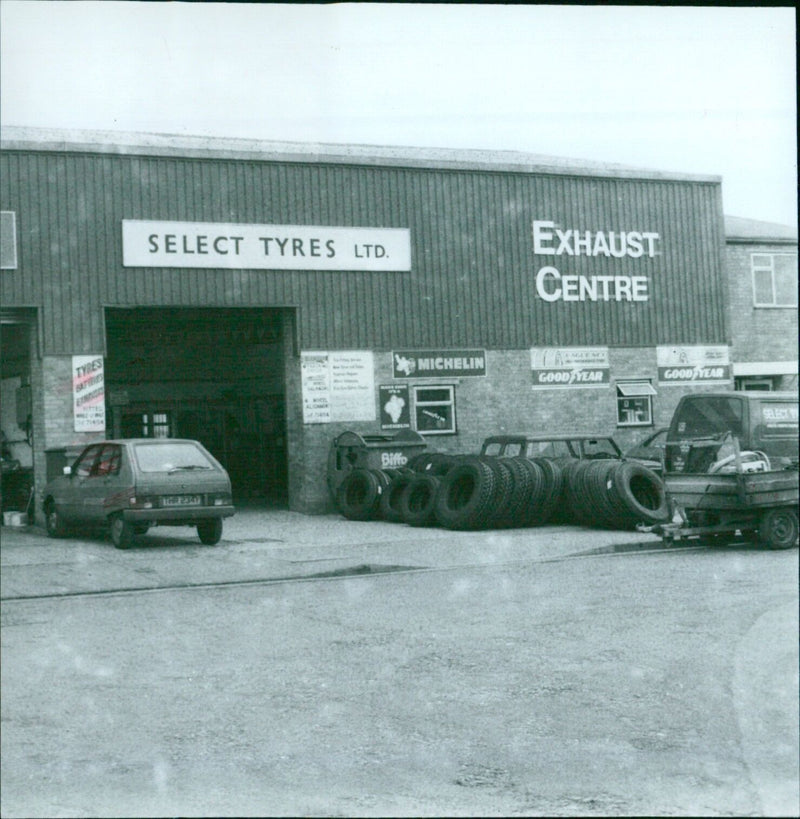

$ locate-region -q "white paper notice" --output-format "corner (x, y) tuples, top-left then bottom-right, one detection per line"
(301, 351), (375, 423)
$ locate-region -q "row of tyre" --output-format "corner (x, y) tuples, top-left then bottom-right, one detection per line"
(334, 452), (671, 531)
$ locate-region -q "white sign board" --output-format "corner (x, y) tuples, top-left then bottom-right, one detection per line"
(122, 220), (411, 271)
(301, 351), (376, 424)
(656, 345), (731, 384)
(72, 355), (106, 432)
(530, 346), (610, 388)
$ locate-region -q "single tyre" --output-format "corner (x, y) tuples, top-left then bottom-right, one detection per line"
(563, 461), (593, 525)
(483, 458), (516, 529)
(525, 458), (563, 525)
(400, 475), (441, 527)
(336, 468), (382, 521)
(610, 462), (669, 526)
(110, 514), (135, 549)
(585, 460), (622, 528)
(197, 518), (223, 545)
(45, 501), (68, 538)
(380, 472), (414, 524)
(758, 507), (799, 550)
(498, 457), (534, 528)
(434, 459), (497, 530)
(535, 458), (570, 524)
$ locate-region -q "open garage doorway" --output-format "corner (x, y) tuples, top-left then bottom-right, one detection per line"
(104, 308), (289, 507)
(1, 315), (35, 515)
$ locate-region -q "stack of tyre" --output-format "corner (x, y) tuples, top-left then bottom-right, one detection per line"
(334, 452), (669, 531)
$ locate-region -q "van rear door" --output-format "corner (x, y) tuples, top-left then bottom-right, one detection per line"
(665, 394), (745, 473)
(755, 399), (799, 466)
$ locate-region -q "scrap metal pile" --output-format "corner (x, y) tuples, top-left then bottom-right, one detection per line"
(335, 453), (670, 531)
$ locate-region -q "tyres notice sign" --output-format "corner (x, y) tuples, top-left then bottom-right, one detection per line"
(72, 355), (106, 432)
(530, 347), (610, 388)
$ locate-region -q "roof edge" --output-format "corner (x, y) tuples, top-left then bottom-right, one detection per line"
(0, 126), (723, 183)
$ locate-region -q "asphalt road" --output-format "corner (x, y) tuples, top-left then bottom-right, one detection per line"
(1, 524), (798, 817)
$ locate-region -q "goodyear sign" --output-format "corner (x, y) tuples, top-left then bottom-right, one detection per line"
(656, 346), (731, 385)
(531, 347), (610, 389)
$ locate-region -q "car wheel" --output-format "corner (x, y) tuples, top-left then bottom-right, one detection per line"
(758, 508), (799, 550)
(45, 501), (68, 538)
(197, 518), (223, 545)
(110, 514), (135, 549)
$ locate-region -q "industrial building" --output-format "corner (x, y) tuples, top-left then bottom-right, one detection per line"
(1, 128), (796, 516)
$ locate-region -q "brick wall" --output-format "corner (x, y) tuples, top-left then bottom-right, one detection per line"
(286, 347), (697, 513)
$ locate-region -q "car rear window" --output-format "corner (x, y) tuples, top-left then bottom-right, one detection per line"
(580, 439), (619, 458)
(525, 440), (575, 458)
(672, 397), (745, 439)
(133, 442), (215, 473)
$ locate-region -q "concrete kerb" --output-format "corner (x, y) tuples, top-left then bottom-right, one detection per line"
(0, 508), (668, 600)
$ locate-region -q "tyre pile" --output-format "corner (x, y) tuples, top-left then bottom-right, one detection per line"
(334, 453), (670, 531)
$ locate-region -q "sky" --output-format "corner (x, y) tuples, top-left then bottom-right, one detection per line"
(1, 2), (796, 225)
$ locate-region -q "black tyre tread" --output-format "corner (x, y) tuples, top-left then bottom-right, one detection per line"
(483, 458), (516, 529)
(434, 459), (497, 530)
(197, 518), (223, 545)
(110, 514), (135, 549)
(45, 501), (68, 538)
(380, 472), (414, 524)
(610, 462), (670, 526)
(400, 475), (441, 527)
(499, 457), (534, 527)
(533, 458), (568, 524)
(587, 460), (622, 528)
(336, 468), (382, 521)
(758, 507), (799, 550)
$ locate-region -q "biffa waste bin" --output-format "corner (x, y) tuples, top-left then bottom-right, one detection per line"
(326, 429), (428, 501)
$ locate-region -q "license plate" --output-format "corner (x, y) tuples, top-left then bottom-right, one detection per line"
(161, 495), (202, 507)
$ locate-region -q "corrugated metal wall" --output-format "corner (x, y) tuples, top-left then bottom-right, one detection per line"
(1, 150), (726, 353)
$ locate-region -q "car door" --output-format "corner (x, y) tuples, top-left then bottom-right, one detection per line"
(81, 443), (124, 522)
(59, 444), (102, 521)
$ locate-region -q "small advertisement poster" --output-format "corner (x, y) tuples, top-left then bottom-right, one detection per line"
(301, 351), (376, 423)
(300, 352), (331, 423)
(379, 385), (411, 430)
(72, 354), (106, 432)
(656, 345), (731, 385)
(530, 347), (610, 389)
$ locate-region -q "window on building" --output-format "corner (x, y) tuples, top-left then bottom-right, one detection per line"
(751, 253), (798, 307)
(413, 386), (456, 435)
(616, 381), (656, 427)
(736, 377), (774, 392)
(121, 411), (172, 438)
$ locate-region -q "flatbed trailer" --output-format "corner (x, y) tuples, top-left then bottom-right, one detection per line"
(647, 469), (799, 549)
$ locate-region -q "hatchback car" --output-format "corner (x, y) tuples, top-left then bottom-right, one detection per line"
(42, 438), (234, 548)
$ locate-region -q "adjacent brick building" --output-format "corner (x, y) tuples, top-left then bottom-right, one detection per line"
(724, 215), (797, 391)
